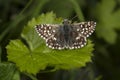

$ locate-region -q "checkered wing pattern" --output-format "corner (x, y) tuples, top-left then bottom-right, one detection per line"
(67, 21), (96, 49)
(67, 30), (87, 49)
(35, 20), (96, 50)
(35, 24), (65, 49)
(72, 21), (96, 37)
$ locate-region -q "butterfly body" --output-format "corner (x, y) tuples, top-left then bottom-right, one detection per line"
(35, 19), (96, 50)
(60, 22), (72, 46)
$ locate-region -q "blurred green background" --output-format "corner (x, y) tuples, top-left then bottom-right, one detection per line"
(0, 0), (120, 80)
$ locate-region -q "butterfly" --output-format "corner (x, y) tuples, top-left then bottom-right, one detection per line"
(35, 19), (96, 50)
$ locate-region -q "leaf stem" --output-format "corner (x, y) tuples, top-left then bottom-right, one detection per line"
(0, 0), (33, 42)
(70, 0), (85, 21)
(24, 72), (38, 80)
(19, 0), (33, 16)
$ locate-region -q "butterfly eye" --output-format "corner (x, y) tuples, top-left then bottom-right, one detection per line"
(62, 19), (70, 24)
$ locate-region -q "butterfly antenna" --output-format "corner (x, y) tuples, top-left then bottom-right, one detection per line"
(71, 15), (78, 21)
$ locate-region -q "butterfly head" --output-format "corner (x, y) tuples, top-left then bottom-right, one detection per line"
(62, 19), (70, 25)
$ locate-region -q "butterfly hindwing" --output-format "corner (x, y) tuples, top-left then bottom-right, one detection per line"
(67, 30), (87, 49)
(46, 33), (65, 49)
(67, 21), (96, 49)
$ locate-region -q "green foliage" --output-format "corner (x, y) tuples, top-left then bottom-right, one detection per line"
(95, 76), (102, 80)
(95, 0), (120, 44)
(43, 0), (85, 20)
(0, 63), (20, 80)
(70, 0), (84, 21)
(6, 12), (94, 74)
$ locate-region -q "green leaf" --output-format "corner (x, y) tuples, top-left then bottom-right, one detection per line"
(94, 0), (120, 44)
(0, 46), (1, 62)
(6, 12), (94, 74)
(0, 63), (19, 80)
(12, 70), (20, 80)
(96, 24), (117, 44)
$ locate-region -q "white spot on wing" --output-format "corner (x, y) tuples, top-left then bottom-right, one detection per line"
(53, 30), (55, 33)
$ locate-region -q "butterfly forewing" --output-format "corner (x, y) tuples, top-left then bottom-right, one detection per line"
(72, 21), (96, 37)
(35, 24), (59, 39)
(35, 24), (65, 49)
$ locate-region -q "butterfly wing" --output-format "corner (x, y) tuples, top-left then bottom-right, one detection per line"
(35, 24), (57, 39)
(35, 24), (65, 49)
(67, 21), (96, 49)
(35, 21), (96, 50)
(67, 29), (87, 49)
(72, 21), (96, 37)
